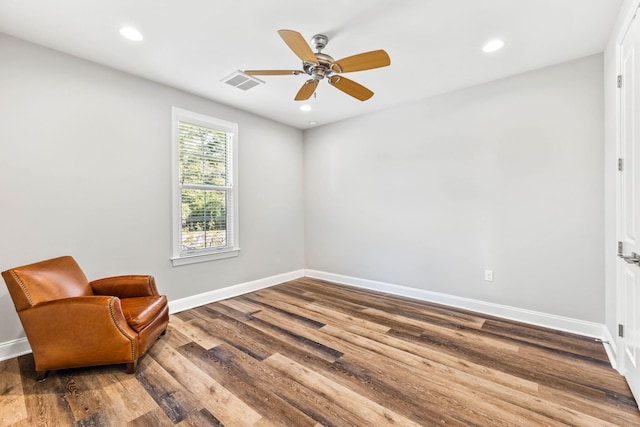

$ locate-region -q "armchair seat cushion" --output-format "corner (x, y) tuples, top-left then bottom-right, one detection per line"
(120, 295), (168, 332)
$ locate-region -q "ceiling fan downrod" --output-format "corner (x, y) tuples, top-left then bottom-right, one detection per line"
(311, 34), (328, 52)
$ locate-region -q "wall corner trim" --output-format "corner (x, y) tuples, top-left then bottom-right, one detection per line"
(305, 269), (608, 341)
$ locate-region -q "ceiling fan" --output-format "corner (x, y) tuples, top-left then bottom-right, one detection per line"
(244, 30), (390, 102)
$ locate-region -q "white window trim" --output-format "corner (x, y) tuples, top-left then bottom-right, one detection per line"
(171, 107), (239, 267)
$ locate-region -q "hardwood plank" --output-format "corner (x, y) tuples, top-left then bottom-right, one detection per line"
(245, 315), (345, 363)
(1, 277), (638, 426)
(245, 290), (392, 334)
(285, 278), (486, 328)
(58, 369), (111, 423)
(175, 408), (224, 427)
(94, 368), (158, 423)
(217, 297), (262, 314)
(482, 317), (609, 362)
(265, 352), (424, 427)
(321, 324), (620, 426)
(191, 304), (252, 324)
(249, 312), (469, 425)
(150, 344), (263, 426)
(163, 324), (197, 349)
(211, 304), (458, 426)
(361, 306), (520, 351)
(252, 311), (544, 422)
(128, 407), (175, 427)
(414, 327), (631, 401)
(18, 355), (76, 426)
(134, 356), (200, 424)
(190, 308), (279, 361)
(329, 321), (541, 394)
(538, 383), (640, 426)
(0, 358), (27, 425)
(168, 316), (223, 350)
(177, 341), (318, 427)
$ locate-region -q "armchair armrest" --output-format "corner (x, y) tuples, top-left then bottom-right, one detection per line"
(19, 296), (138, 370)
(90, 275), (160, 298)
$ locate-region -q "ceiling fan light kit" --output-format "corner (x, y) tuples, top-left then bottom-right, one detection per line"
(244, 29), (390, 102)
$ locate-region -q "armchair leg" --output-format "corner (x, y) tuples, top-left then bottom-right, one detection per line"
(125, 360), (138, 374)
(36, 370), (49, 382)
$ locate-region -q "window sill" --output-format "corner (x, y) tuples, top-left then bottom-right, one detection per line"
(171, 248), (240, 267)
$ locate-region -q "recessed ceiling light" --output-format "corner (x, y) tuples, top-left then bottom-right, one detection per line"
(300, 105), (312, 112)
(309, 121), (318, 126)
(482, 39), (504, 53)
(120, 26), (143, 42)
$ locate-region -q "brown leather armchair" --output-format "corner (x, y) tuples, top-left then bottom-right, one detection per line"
(2, 256), (169, 380)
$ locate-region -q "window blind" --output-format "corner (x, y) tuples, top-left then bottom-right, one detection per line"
(178, 121), (234, 253)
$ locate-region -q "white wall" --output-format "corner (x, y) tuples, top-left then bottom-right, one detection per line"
(304, 54), (604, 322)
(0, 35), (305, 345)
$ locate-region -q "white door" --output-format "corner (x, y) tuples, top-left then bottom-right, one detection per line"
(618, 4), (640, 404)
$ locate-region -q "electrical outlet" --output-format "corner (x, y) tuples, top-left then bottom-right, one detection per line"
(484, 270), (493, 282)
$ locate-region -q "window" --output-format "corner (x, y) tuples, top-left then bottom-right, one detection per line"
(171, 107), (239, 266)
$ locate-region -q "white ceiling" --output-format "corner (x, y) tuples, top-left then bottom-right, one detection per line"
(0, 0), (622, 130)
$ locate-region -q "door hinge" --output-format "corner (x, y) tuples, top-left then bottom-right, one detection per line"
(619, 241), (624, 255)
(619, 324), (624, 338)
(618, 75), (623, 88)
(618, 158), (624, 171)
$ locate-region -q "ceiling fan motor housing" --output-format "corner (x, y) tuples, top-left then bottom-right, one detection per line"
(304, 52), (338, 80)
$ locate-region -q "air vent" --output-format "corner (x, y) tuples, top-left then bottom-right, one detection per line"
(221, 70), (264, 91)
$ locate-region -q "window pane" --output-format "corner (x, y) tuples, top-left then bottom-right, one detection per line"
(178, 121), (229, 186)
(181, 189), (227, 251)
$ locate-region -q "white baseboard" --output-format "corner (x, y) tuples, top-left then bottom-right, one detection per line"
(305, 270), (607, 340)
(168, 269), (305, 314)
(0, 269), (306, 362)
(0, 337), (31, 361)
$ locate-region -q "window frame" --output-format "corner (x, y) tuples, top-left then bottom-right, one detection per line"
(171, 107), (239, 266)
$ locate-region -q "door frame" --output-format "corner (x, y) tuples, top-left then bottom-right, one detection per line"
(616, 0), (640, 383)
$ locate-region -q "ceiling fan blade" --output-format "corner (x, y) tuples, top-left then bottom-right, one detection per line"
(278, 29), (318, 64)
(244, 70), (303, 76)
(294, 79), (319, 101)
(329, 75), (374, 101)
(334, 50), (390, 73)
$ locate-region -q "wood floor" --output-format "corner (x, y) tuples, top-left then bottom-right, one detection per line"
(1, 277), (639, 426)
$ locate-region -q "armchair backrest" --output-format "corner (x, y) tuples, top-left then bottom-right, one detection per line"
(1, 256), (93, 312)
